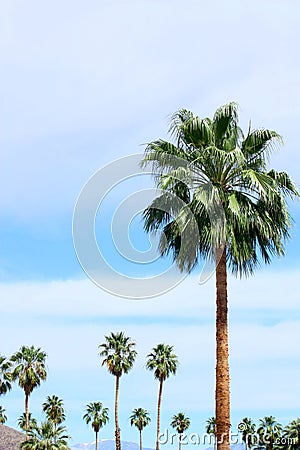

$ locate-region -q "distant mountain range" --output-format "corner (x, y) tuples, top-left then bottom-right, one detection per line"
(71, 440), (154, 450)
(71, 439), (245, 450)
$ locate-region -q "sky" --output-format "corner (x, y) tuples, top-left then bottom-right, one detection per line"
(1, 0), (300, 447)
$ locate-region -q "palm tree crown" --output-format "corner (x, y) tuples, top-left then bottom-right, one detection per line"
(20, 421), (70, 450)
(83, 401), (109, 433)
(11, 345), (47, 433)
(0, 355), (12, 396)
(170, 412), (190, 434)
(0, 406), (7, 424)
(43, 395), (65, 425)
(130, 408), (151, 431)
(257, 416), (282, 450)
(18, 412), (38, 432)
(283, 418), (300, 450)
(99, 331), (137, 377)
(146, 344), (178, 381)
(142, 102), (298, 275)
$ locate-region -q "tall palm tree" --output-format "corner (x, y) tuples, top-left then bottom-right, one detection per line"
(11, 345), (47, 434)
(99, 332), (137, 450)
(0, 355), (12, 396)
(43, 395), (66, 443)
(283, 418), (300, 450)
(130, 408), (151, 450)
(170, 413), (190, 450)
(238, 417), (257, 450)
(257, 416), (282, 450)
(83, 402), (109, 450)
(146, 343), (178, 450)
(141, 103), (299, 450)
(20, 421), (70, 449)
(0, 406), (7, 424)
(18, 412), (38, 432)
(206, 417), (217, 450)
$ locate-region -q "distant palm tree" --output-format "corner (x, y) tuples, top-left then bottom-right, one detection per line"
(283, 418), (300, 450)
(146, 343), (178, 450)
(43, 395), (65, 443)
(18, 412), (38, 432)
(130, 408), (151, 450)
(257, 416), (282, 450)
(83, 401), (109, 450)
(205, 417), (217, 450)
(170, 413), (190, 450)
(0, 406), (7, 424)
(238, 417), (257, 450)
(99, 332), (137, 450)
(0, 355), (12, 396)
(20, 421), (70, 449)
(11, 345), (47, 434)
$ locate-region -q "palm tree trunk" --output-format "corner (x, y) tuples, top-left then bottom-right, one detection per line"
(25, 392), (29, 438)
(156, 378), (163, 450)
(179, 432), (182, 450)
(215, 246), (230, 450)
(96, 430), (98, 450)
(54, 423), (57, 444)
(115, 375), (121, 450)
(139, 429), (142, 450)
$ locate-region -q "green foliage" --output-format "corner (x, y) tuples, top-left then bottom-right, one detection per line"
(170, 413), (190, 434)
(130, 408), (151, 431)
(141, 102), (299, 276)
(11, 346), (47, 395)
(18, 412), (38, 432)
(0, 405), (7, 424)
(0, 355), (12, 396)
(20, 421), (70, 449)
(146, 343), (178, 381)
(83, 402), (109, 434)
(99, 332), (137, 377)
(43, 395), (65, 425)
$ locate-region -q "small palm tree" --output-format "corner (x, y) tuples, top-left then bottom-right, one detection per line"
(99, 331), (137, 450)
(20, 421), (70, 450)
(18, 412), (38, 432)
(0, 406), (7, 424)
(238, 417), (257, 450)
(283, 418), (300, 450)
(83, 402), (109, 450)
(205, 417), (217, 450)
(257, 416), (282, 450)
(43, 395), (65, 442)
(11, 345), (47, 433)
(130, 408), (151, 450)
(146, 343), (178, 450)
(0, 355), (12, 396)
(170, 413), (190, 450)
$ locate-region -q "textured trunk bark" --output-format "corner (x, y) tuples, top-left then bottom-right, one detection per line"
(25, 393), (29, 438)
(156, 379), (163, 450)
(96, 430), (98, 450)
(115, 375), (121, 450)
(215, 246), (230, 450)
(139, 429), (142, 450)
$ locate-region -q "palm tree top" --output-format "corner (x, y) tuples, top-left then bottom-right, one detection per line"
(130, 408), (151, 431)
(83, 401), (109, 433)
(99, 331), (137, 377)
(11, 345), (47, 393)
(146, 343), (178, 380)
(0, 355), (12, 395)
(141, 102), (299, 276)
(170, 413), (190, 433)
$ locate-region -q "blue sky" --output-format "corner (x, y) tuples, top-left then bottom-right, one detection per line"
(1, 0), (300, 447)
